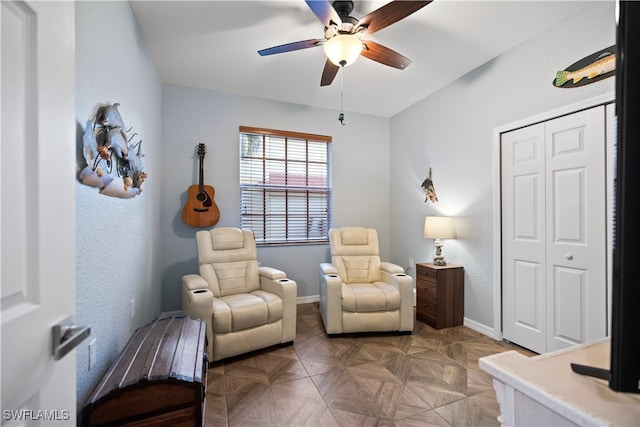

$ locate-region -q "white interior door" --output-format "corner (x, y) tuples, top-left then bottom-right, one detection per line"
(544, 106), (606, 352)
(1, 1), (78, 425)
(501, 123), (547, 354)
(501, 106), (607, 354)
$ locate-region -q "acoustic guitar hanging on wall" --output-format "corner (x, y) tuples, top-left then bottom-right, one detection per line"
(182, 143), (220, 228)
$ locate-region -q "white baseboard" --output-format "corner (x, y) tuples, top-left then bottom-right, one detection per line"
(297, 295), (319, 304)
(464, 317), (501, 340)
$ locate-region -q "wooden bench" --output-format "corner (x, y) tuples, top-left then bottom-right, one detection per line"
(82, 316), (207, 426)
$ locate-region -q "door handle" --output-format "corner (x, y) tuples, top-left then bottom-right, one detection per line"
(52, 316), (91, 360)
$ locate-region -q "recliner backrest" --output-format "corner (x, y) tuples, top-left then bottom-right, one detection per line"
(196, 228), (260, 297)
(330, 227), (381, 284)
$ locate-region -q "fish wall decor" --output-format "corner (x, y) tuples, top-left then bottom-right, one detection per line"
(421, 168), (438, 203)
(553, 45), (616, 88)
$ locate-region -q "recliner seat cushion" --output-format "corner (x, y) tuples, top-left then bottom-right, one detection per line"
(341, 282), (401, 312)
(213, 292), (283, 333)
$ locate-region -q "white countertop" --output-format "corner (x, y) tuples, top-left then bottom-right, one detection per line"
(479, 339), (640, 426)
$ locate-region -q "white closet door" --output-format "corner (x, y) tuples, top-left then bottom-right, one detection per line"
(545, 106), (606, 352)
(501, 106), (607, 354)
(502, 123), (547, 354)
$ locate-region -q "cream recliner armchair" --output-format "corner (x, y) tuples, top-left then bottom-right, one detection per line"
(319, 227), (414, 335)
(182, 227), (297, 362)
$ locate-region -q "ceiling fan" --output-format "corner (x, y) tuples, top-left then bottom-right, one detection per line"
(258, 0), (432, 86)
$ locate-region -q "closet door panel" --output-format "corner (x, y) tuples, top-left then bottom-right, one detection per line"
(545, 107), (606, 352)
(551, 265), (586, 346)
(513, 260), (543, 329)
(502, 123), (546, 354)
(553, 168), (585, 243)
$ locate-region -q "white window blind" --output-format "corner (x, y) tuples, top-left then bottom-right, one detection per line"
(239, 126), (332, 245)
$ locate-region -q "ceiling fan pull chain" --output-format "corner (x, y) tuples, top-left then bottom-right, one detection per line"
(338, 66), (346, 125)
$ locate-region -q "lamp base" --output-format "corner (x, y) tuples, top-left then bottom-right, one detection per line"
(433, 257), (447, 266)
(433, 238), (447, 266)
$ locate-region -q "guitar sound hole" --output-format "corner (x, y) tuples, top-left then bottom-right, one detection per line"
(196, 192), (207, 202)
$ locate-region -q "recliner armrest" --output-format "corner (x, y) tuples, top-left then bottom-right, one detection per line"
(182, 273), (208, 291)
(380, 269), (412, 288)
(181, 274), (214, 321)
(379, 269), (414, 332)
(320, 263), (339, 276)
(319, 263), (343, 334)
(380, 262), (404, 274)
(260, 275), (296, 300)
(259, 275), (297, 343)
(259, 266), (286, 280)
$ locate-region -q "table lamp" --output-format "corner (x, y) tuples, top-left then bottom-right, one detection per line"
(424, 216), (455, 266)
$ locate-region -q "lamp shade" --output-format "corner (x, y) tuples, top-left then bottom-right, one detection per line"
(424, 216), (454, 239)
(324, 34), (363, 67)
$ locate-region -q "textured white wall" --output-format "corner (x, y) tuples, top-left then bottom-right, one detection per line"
(75, 1), (162, 406)
(160, 84), (391, 310)
(390, 1), (616, 331)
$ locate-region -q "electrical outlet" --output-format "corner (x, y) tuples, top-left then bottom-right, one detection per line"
(130, 299), (136, 319)
(88, 339), (96, 371)
(409, 258), (414, 268)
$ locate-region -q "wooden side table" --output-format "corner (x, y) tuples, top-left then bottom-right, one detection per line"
(415, 262), (464, 329)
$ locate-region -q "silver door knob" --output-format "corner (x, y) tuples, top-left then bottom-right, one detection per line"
(565, 253), (574, 260)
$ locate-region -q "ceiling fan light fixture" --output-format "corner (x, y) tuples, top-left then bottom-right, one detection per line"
(324, 34), (362, 67)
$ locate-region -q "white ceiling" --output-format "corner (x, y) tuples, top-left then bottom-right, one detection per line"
(130, 0), (590, 118)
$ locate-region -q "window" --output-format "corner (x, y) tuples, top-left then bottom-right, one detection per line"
(239, 126), (332, 245)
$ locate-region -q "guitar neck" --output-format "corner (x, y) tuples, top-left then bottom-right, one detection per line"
(198, 155), (205, 192)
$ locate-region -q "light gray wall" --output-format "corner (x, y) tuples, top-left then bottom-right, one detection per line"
(389, 1), (615, 331)
(75, 1), (162, 405)
(160, 85), (391, 310)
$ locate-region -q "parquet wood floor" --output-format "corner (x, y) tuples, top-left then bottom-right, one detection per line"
(205, 303), (535, 426)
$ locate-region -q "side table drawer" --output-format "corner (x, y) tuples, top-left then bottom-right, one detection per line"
(416, 265), (437, 282)
(416, 298), (437, 327)
(416, 297), (437, 317)
(416, 279), (436, 300)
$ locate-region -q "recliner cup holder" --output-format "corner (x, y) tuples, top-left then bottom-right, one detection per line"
(327, 274), (338, 278)
(193, 289), (207, 294)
